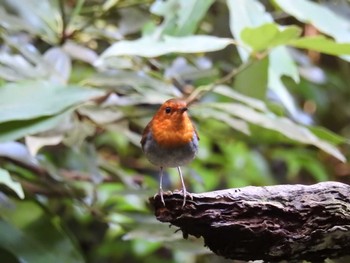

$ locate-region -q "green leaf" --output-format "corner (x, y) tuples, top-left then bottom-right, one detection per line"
(0, 201), (84, 263)
(234, 56), (269, 99)
(213, 85), (268, 112)
(241, 23), (301, 51)
(0, 80), (105, 123)
(97, 35), (232, 59)
(274, 0), (350, 43)
(290, 36), (350, 56)
(227, 0), (301, 118)
(0, 113), (69, 143)
(209, 102), (346, 162)
(227, 0), (273, 61)
(268, 47), (300, 117)
(151, 0), (214, 36)
(173, 0), (214, 36)
(0, 168), (24, 199)
(274, 0), (350, 61)
(309, 126), (349, 145)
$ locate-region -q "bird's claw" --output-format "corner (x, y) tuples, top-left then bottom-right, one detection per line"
(182, 190), (193, 207)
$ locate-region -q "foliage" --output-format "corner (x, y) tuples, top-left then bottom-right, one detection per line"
(0, 0), (349, 262)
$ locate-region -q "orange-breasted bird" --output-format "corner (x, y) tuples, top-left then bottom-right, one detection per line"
(141, 98), (199, 207)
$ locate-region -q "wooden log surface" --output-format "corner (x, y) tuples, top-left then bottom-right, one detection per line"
(149, 182), (350, 262)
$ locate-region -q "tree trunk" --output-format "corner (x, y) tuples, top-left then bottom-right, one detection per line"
(149, 182), (350, 262)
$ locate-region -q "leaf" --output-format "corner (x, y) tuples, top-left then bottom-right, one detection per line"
(227, 0), (273, 61)
(42, 47), (72, 84)
(0, 80), (105, 123)
(0, 201), (84, 263)
(227, 0), (301, 119)
(233, 56), (269, 99)
(97, 35), (232, 59)
(191, 106), (250, 135)
(209, 102), (346, 162)
(0, 142), (39, 167)
(274, 0), (350, 61)
(5, 0), (62, 43)
(0, 113), (68, 143)
(274, 0), (350, 43)
(241, 23), (301, 51)
(290, 36), (350, 56)
(0, 168), (24, 199)
(268, 47), (300, 118)
(150, 0), (214, 36)
(25, 135), (63, 156)
(213, 85), (268, 112)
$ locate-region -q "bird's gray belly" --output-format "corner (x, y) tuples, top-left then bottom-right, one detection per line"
(143, 132), (198, 167)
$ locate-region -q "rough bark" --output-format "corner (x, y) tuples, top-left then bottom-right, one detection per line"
(149, 182), (350, 262)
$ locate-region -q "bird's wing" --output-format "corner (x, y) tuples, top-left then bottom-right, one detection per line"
(140, 122), (151, 148)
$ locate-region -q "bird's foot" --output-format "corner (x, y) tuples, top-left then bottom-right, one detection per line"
(182, 190), (193, 207)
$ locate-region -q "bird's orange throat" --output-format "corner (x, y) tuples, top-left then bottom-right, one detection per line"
(151, 115), (195, 148)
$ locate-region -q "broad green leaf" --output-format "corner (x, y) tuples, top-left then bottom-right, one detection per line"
(268, 47), (300, 118)
(151, 0), (214, 36)
(290, 36), (350, 56)
(0, 80), (105, 123)
(213, 85), (268, 112)
(5, 0), (62, 44)
(227, 0), (273, 61)
(274, 0), (350, 43)
(309, 126), (349, 145)
(0, 168), (24, 199)
(241, 23), (301, 51)
(227, 0), (301, 119)
(209, 102), (346, 162)
(97, 35), (232, 59)
(0, 201), (84, 263)
(234, 56), (269, 99)
(191, 106), (250, 135)
(274, 0), (350, 61)
(0, 113), (68, 143)
(174, 0), (214, 36)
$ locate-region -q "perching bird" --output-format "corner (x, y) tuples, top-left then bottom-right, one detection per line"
(141, 98), (199, 207)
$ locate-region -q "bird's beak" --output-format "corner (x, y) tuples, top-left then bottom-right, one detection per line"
(180, 107), (188, 113)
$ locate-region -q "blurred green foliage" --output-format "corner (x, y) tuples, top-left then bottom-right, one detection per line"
(0, 0), (349, 262)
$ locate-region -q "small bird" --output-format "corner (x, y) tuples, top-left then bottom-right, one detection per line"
(141, 98), (199, 207)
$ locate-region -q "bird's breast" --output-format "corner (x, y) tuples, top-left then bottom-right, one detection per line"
(151, 118), (195, 148)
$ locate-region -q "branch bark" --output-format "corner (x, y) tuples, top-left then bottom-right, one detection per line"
(149, 182), (350, 262)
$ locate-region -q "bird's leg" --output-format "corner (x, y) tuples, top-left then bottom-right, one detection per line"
(177, 166), (192, 207)
(159, 166), (165, 206)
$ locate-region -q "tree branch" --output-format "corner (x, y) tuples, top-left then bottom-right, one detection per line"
(149, 182), (350, 262)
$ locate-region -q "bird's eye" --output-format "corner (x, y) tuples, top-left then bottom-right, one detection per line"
(165, 107), (171, 114)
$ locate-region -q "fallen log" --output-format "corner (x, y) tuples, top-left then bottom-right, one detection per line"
(149, 182), (350, 262)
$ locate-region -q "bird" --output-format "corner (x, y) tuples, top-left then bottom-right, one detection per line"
(141, 98), (199, 207)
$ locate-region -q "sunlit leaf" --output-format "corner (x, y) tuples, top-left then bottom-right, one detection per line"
(227, 0), (301, 118)
(0, 113), (69, 143)
(97, 35), (232, 60)
(290, 36), (350, 56)
(241, 23), (301, 51)
(42, 47), (72, 84)
(150, 0), (214, 36)
(0, 168), (24, 199)
(5, 0), (62, 43)
(268, 47), (300, 118)
(25, 135), (63, 156)
(275, 0), (350, 61)
(213, 85), (268, 112)
(0, 80), (105, 123)
(227, 0), (273, 61)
